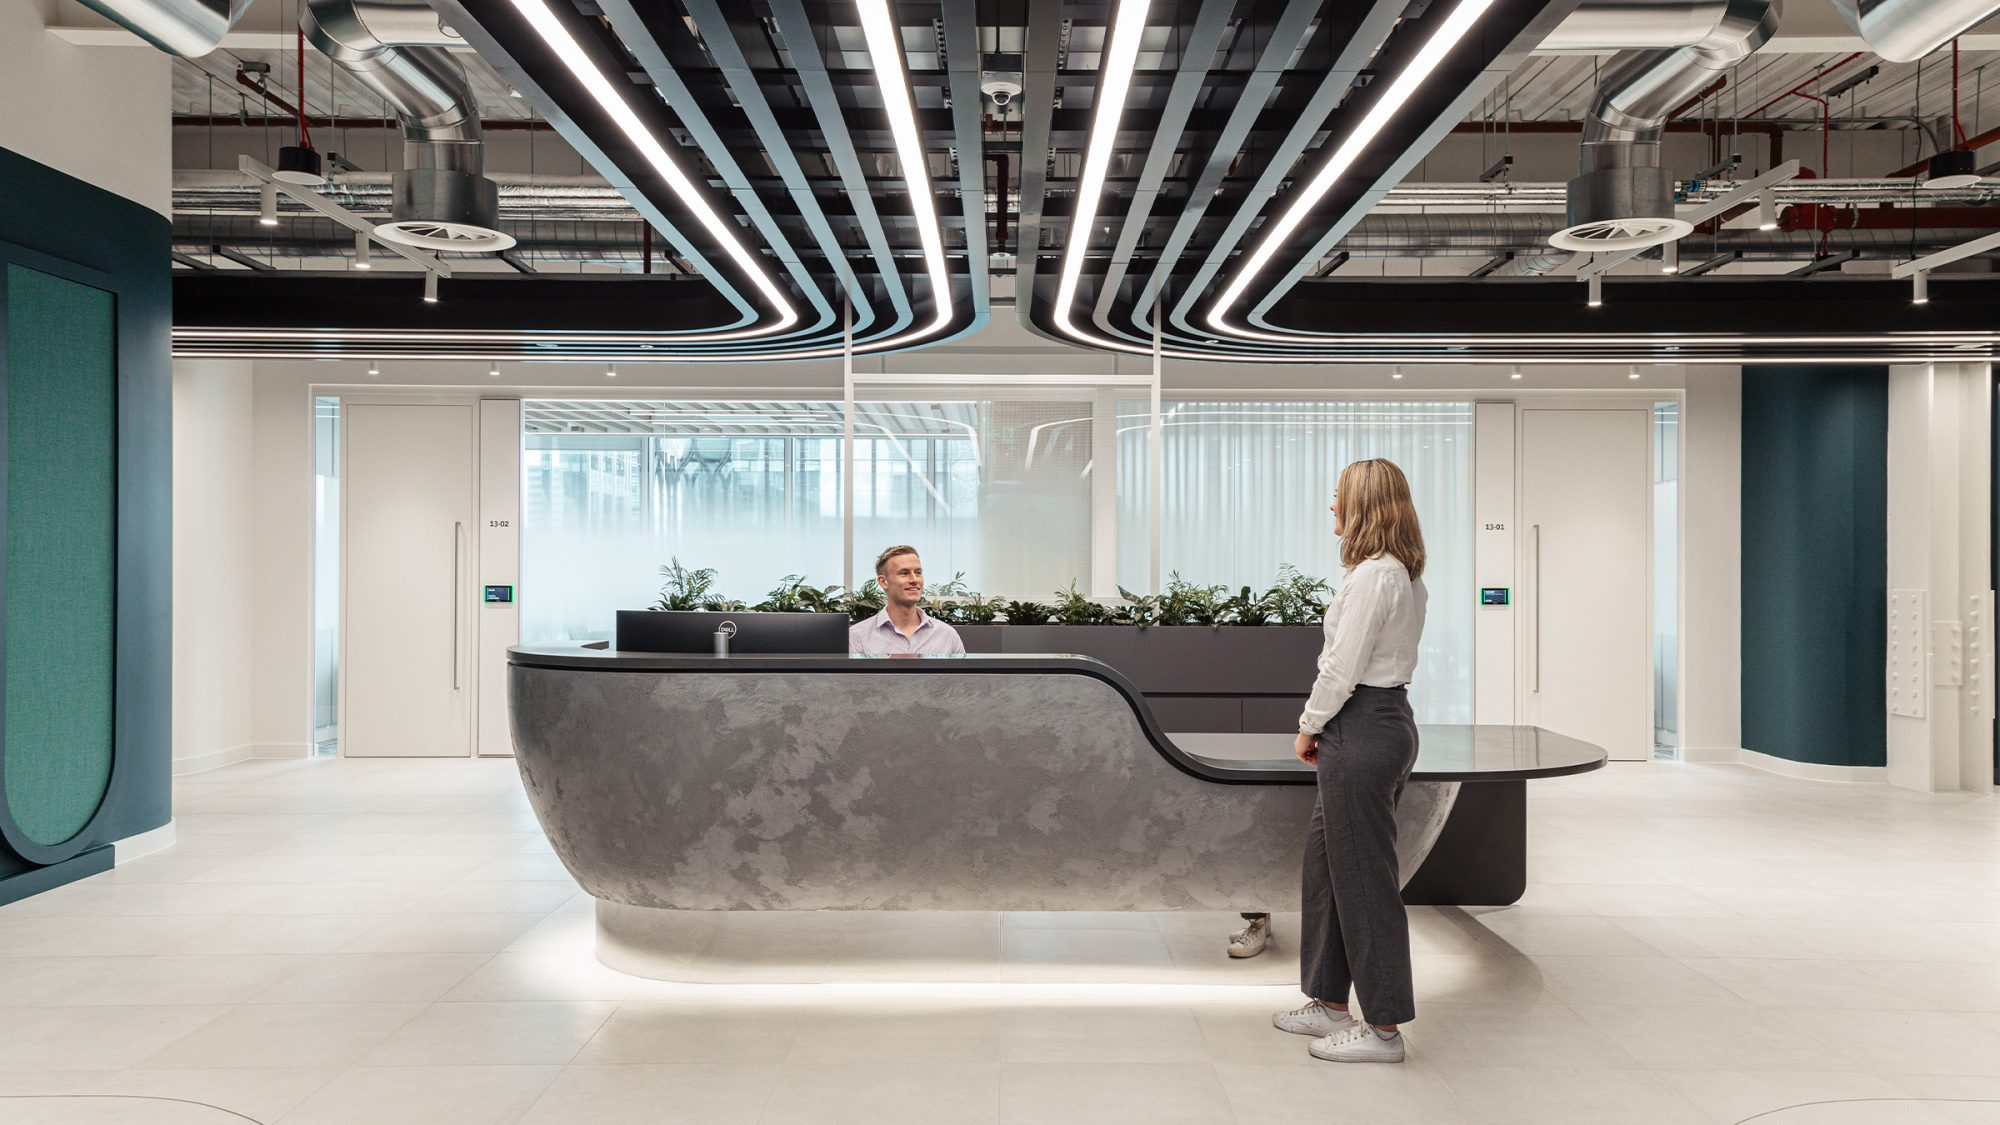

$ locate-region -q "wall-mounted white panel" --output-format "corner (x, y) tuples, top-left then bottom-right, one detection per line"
(478, 400), (522, 758)
(1888, 589), (1927, 719)
(1473, 402), (1516, 725)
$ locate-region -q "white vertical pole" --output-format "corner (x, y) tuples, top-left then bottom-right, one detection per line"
(842, 295), (856, 593)
(1149, 296), (1164, 594)
(1090, 387), (1117, 597)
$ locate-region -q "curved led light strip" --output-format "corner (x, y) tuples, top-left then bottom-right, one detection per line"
(1050, 0), (1151, 349)
(856, 0), (956, 351)
(187, 0), (965, 363)
(509, 0), (800, 339)
(1201, 0), (1496, 343)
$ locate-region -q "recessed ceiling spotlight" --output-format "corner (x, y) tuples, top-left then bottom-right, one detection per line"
(488, 361), (500, 377)
(367, 359), (380, 376)
(1391, 364), (1404, 380)
(354, 231), (372, 270)
(1628, 364), (1641, 380)
(606, 363), (618, 378)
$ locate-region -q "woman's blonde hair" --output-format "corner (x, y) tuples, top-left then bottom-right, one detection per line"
(1336, 458), (1426, 580)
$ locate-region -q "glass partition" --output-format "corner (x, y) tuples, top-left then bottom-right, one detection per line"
(1115, 401), (1475, 723)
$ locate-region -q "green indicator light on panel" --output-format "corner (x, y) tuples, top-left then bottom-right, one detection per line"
(1480, 588), (1509, 606)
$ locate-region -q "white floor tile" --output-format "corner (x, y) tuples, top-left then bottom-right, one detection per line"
(137, 1003), (425, 1069)
(276, 1064), (560, 1125)
(998, 1061), (1232, 1124)
(92, 1067), (339, 1122)
(254, 953), (492, 1003)
(1434, 1067), (1712, 1125)
(763, 1061), (1001, 1125)
(356, 1001), (617, 1066)
(518, 1064), (778, 1124)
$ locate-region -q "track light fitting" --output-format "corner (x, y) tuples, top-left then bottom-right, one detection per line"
(1757, 193), (1778, 231)
(1587, 273), (1603, 307)
(423, 272), (439, 304)
(259, 182), (278, 227)
(1913, 271), (1930, 305)
(354, 231), (372, 270)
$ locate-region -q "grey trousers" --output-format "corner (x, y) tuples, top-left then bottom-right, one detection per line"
(1299, 685), (1419, 1026)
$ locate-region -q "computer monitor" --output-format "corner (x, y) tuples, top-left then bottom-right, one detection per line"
(615, 610), (851, 655)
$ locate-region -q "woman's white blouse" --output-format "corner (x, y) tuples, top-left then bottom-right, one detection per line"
(1296, 555), (1428, 734)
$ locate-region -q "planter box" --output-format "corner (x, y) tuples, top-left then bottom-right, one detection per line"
(951, 623), (1323, 734)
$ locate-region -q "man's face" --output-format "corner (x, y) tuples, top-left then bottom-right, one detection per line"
(881, 554), (924, 607)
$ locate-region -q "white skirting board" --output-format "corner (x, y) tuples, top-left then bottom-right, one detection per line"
(1682, 745), (1888, 783)
(171, 744), (255, 775)
(113, 819), (177, 863)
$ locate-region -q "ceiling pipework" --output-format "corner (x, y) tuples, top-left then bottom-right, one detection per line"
(302, 0), (515, 253)
(1550, 0), (1778, 253)
(1832, 0), (2000, 63)
(76, 0), (253, 56)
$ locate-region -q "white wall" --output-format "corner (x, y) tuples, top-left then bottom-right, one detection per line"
(171, 361), (258, 773)
(250, 372), (319, 758)
(1680, 368), (1743, 760)
(0, 0), (170, 215)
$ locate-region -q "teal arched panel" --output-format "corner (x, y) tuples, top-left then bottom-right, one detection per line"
(2, 262), (117, 851)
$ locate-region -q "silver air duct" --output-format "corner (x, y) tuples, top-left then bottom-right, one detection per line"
(1550, 0), (1779, 253)
(1832, 0), (2000, 64)
(302, 0), (514, 252)
(1540, 0), (1731, 51)
(75, 0), (252, 56)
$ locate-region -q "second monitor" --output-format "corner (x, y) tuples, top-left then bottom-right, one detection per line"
(614, 610), (850, 654)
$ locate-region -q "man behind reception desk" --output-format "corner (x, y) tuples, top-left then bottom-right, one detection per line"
(848, 545), (967, 655)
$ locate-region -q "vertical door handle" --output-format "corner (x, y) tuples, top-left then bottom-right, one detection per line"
(1531, 523), (1541, 694)
(452, 521), (463, 690)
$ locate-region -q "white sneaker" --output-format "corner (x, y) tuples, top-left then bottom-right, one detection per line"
(1228, 916), (1272, 959)
(1308, 1023), (1406, 1063)
(1271, 1000), (1357, 1037)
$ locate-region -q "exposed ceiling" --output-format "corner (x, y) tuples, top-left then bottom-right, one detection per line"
(152, 0), (2000, 362)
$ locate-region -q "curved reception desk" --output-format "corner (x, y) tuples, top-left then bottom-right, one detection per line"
(509, 645), (1605, 979)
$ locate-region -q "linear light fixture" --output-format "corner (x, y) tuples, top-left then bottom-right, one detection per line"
(506, 0), (798, 336)
(1050, 0), (1151, 347)
(857, 0), (955, 348)
(1204, 0), (1496, 336)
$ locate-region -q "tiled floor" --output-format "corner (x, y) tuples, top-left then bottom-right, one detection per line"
(1, 758), (1998, 1124)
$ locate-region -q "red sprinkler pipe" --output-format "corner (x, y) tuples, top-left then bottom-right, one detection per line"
(295, 27), (315, 150)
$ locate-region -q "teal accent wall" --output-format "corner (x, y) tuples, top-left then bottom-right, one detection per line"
(0, 146), (171, 900)
(1741, 367), (1888, 768)
(4, 265), (118, 845)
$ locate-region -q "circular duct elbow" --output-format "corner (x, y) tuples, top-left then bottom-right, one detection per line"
(76, 0), (254, 57)
(376, 168), (515, 252)
(1550, 167), (1692, 251)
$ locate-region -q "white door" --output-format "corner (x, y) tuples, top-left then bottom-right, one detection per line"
(1521, 408), (1652, 762)
(342, 403), (476, 757)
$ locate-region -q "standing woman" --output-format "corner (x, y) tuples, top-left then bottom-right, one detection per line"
(1271, 458), (1428, 1063)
